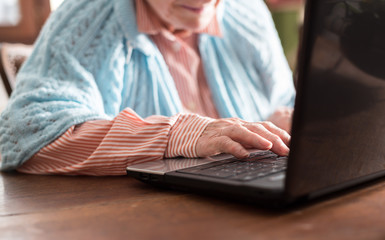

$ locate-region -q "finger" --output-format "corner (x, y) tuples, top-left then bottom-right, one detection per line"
(197, 135), (250, 158)
(221, 124), (273, 150)
(260, 121), (291, 146)
(215, 136), (250, 158)
(244, 123), (290, 156)
(246, 121), (291, 146)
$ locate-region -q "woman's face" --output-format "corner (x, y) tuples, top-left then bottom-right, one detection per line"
(145, 0), (219, 31)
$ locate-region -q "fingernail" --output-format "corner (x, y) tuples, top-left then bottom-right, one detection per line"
(282, 146), (290, 156)
(239, 150), (249, 159)
(264, 142), (273, 150)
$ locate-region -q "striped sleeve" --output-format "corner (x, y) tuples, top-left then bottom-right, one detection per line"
(17, 108), (213, 176)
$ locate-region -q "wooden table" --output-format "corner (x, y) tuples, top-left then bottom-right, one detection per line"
(1, 171), (385, 240)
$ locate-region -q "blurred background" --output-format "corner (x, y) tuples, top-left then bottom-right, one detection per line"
(0, 0), (304, 112)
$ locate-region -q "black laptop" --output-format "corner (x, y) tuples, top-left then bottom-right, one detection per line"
(127, 0), (385, 207)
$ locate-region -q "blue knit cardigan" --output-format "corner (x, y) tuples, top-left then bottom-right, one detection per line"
(0, 0), (295, 171)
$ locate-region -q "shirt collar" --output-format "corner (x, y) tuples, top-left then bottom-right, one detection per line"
(135, 0), (222, 37)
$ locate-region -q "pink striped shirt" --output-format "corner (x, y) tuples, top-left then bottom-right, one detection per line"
(17, 0), (221, 175)
(136, 0), (221, 118)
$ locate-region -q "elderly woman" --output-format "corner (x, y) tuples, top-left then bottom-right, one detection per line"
(0, 0), (295, 175)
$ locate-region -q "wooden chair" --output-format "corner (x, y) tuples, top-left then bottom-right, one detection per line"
(0, 43), (33, 96)
(0, 0), (51, 44)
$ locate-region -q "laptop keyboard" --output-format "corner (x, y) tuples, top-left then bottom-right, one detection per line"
(177, 151), (287, 182)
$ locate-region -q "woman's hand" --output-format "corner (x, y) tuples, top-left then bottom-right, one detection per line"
(196, 118), (291, 159)
(267, 106), (294, 133)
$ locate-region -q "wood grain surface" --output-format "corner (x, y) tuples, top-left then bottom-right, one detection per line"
(1, 172), (385, 240)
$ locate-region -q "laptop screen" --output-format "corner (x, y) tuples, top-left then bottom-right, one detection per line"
(287, 0), (385, 198)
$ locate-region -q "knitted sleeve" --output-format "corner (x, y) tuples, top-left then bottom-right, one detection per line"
(0, 0), (126, 170)
(199, 0), (295, 121)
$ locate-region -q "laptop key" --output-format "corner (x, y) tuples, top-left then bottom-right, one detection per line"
(177, 151), (288, 182)
(230, 165), (286, 181)
(198, 169), (236, 178)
